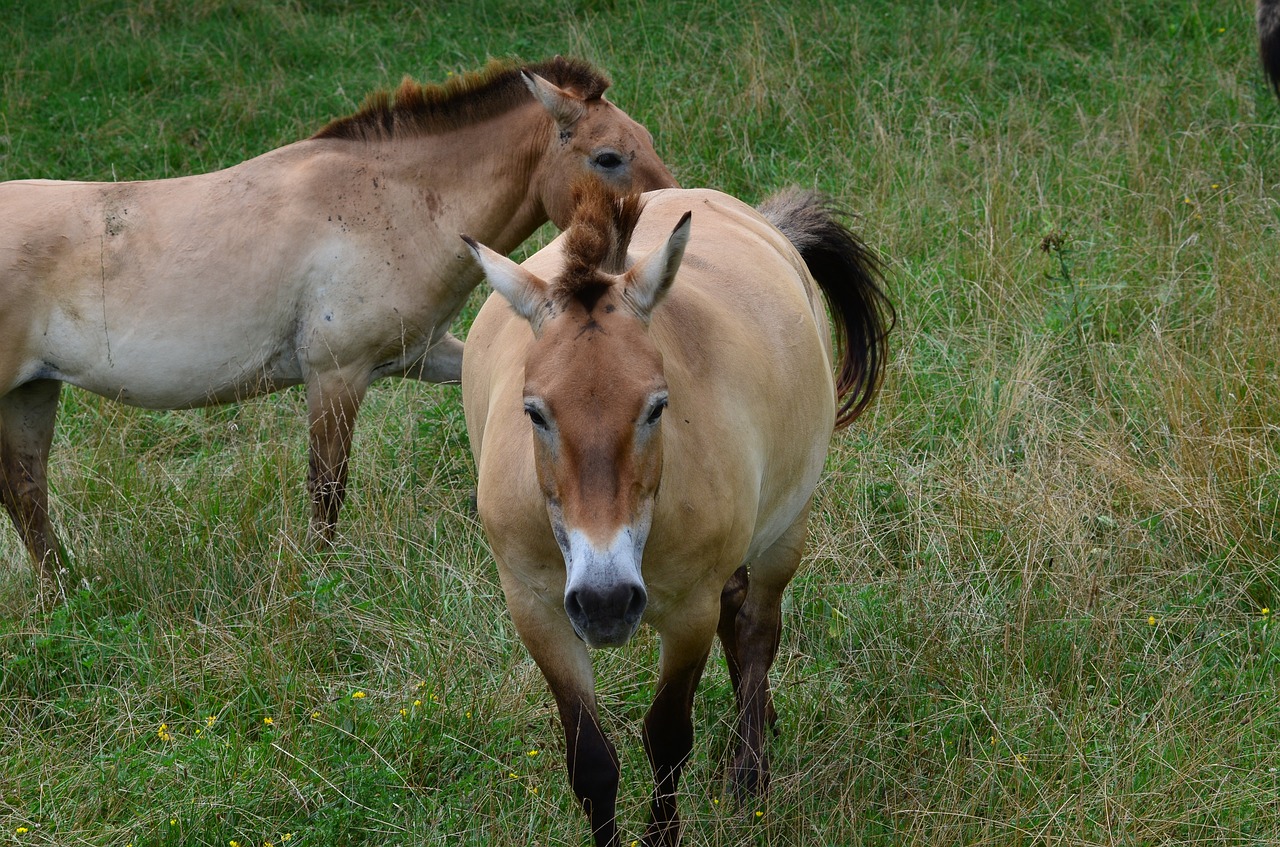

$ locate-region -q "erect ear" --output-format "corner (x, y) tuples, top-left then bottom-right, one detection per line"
(461, 236), (550, 331)
(522, 71), (586, 133)
(622, 211), (690, 320)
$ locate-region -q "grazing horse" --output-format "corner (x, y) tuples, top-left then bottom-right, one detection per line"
(461, 182), (893, 846)
(0, 56), (676, 596)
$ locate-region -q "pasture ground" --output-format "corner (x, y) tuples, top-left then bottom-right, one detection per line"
(1, 1), (1277, 844)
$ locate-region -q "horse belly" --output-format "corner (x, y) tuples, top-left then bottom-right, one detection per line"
(38, 305), (302, 409)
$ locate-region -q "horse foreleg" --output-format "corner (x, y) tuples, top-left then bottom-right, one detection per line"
(506, 583), (621, 847)
(0, 380), (69, 598)
(305, 371), (369, 540)
(414, 332), (465, 384)
(727, 504), (810, 799)
(642, 608), (716, 846)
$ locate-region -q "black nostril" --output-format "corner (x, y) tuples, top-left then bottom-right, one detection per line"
(626, 585), (647, 620)
(565, 589), (585, 620)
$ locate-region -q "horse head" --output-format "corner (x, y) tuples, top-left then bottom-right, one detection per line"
(464, 185), (690, 647)
(521, 62), (677, 229)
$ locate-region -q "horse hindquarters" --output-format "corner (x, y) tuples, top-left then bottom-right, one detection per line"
(0, 380), (68, 598)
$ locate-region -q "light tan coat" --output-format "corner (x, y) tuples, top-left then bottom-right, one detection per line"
(463, 185), (892, 846)
(0, 58), (676, 596)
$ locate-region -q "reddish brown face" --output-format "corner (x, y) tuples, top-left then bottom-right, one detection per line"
(521, 296), (668, 646)
(524, 72), (677, 228)
(463, 197), (690, 648)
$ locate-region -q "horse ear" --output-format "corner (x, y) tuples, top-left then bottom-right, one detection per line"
(522, 71), (586, 132)
(623, 211), (690, 319)
(461, 236), (549, 330)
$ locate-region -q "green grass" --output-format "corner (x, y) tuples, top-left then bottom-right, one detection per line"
(2, 0), (1278, 844)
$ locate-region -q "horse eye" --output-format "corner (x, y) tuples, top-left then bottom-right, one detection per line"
(525, 404), (549, 429)
(593, 151), (624, 170)
(645, 398), (668, 425)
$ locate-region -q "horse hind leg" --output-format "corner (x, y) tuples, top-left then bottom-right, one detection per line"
(724, 502), (811, 800)
(0, 379), (70, 598)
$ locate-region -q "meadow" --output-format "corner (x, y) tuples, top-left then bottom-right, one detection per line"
(1, 0), (1278, 844)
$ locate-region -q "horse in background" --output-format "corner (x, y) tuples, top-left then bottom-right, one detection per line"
(0, 56), (676, 598)
(461, 181), (893, 846)
(1261, 0), (1280, 94)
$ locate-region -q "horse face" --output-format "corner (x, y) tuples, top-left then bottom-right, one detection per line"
(524, 73), (676, 229)
(522, 306), (667, 648)
(464, 192), (688, 648)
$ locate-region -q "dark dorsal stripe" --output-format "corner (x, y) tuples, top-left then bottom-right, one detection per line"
(312, 56), (610, 142)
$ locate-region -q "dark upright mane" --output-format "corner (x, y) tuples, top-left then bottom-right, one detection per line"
(312, 56), (610, 142)
(555, 180), (644, 310)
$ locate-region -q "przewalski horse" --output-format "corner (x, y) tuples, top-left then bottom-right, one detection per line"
(0, 57), (676, 597)
(461, 182), (893, 846)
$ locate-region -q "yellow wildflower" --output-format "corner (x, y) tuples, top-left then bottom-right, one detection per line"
(399, 709), (408, 718)
(527, 749), (539, 757)
(1147, 615), (1157, 626)
(230, 841), (241, 847)
(1262, 607), (1271, 616)
(413, 699), (422, 708)
(352, 691), (366, 700)
(206, 715), (217, 727)
(263, 717), (274, 726)
(16, 827), (29, 835)
(282, 835), (294, 843)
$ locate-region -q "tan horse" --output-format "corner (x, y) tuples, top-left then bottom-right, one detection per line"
(462, 182), (893, 846)
(0, 57), (675, 595)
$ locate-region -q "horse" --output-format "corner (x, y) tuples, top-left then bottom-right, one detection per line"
(0, 56), (676, 597)
(460, 181), (893, 846)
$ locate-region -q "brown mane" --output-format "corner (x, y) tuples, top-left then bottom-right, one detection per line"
(555, 180), (645, 313)
(555, 180), (644, 309)
(312, 56), (610, 142)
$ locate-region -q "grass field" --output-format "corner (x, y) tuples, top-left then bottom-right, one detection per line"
(2, 0), (1279, 844)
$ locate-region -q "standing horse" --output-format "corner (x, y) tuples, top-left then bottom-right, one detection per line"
(0, 56), (675, 596)
(461, 182), (892, 846)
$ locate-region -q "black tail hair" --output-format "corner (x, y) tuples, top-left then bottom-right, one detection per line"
(758, 189), (895, 428)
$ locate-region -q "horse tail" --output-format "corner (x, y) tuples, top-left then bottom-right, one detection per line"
(1262, 0), (1280, 96)
(758, 189), (895, 429)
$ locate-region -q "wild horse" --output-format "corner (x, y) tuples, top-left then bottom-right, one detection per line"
(0, 57), (675, 597)
(461, 181), (892, 846)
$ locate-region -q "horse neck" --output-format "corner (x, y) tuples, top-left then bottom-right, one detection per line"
(369, 103), (554, 255)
